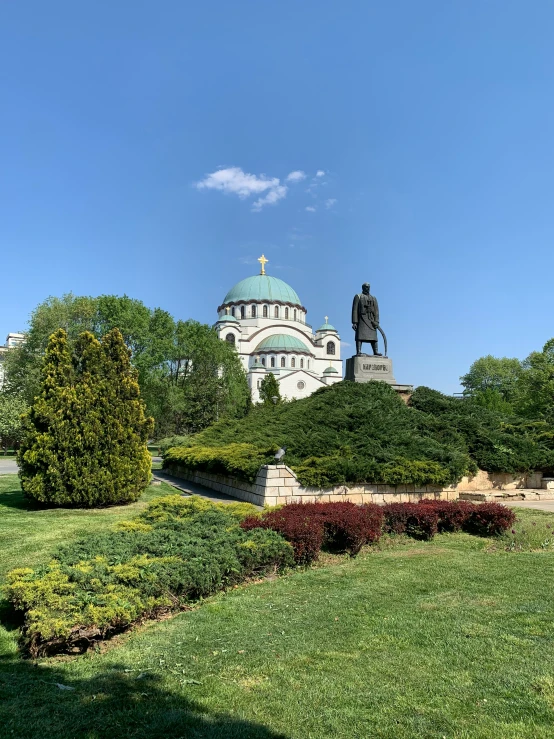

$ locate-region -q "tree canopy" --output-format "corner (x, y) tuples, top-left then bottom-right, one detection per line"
(5, 293), (250, 437)
(461, 340), (554, 421)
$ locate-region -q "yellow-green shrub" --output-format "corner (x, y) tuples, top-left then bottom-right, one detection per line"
(4, 495), (291, 657)
(164, 443), (276, 482)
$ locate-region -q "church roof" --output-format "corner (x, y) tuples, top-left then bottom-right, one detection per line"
(254, 334), (312, 354)
(222, 275), (302, 306)
(317, 321), (337, 332)
(217, 314), (239, 323)
(323, 365), (339, 374)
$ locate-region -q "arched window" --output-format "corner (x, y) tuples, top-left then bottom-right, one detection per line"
(280, 357), (286, 367)
(300, 358), (304, 368)
(285, 307), (289, 319)
(231, 307), (236, 317)
(251, 305), (257, 318)
(291, 357), (296, 368)
(274, 306), (279, 318)
(307, 360), (310, 368)
(261, 357), (266, 366)
(240, 306), (245, 319)
(270, 357), (275, 368)
(263, 305), (268, 318)
(225, 333), (235, 345)
(293, 309), (297, 321)
(327, 341), (336, 355)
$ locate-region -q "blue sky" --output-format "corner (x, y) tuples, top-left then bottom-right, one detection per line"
(1, 1), (554, 393)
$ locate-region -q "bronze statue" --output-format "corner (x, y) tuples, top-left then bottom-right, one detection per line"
(352, 283), (387, 356)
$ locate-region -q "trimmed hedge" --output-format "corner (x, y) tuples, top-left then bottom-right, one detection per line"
(164, 443), (277, 483)
(242, 502), (384, 563)
(384, 500), (516, 539)
(4, 496), (292, 657)
(243, 500), (517, 560)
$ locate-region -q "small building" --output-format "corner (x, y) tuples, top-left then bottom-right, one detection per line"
(215, 256), (342, 402)
(0, 333), (26, 389)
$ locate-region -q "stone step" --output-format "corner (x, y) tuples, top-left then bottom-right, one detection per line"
(460, 490), (554, 503)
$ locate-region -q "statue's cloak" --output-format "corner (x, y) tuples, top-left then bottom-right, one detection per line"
(352, 293), (379, 343)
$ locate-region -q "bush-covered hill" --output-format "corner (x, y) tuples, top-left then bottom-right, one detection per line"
(164, 382), (554, 487)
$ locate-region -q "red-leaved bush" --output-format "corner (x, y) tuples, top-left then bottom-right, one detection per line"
(382, 503), (439, 540)
(463, 502), (516, 536)
(242, 499), (515, 563)
(417, 499), (475, 532)
(241, 501), (383, 563)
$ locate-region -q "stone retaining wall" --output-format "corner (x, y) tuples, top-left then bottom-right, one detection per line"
(165, 463), (543, 507)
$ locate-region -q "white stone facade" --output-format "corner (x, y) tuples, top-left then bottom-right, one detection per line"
(214, 264), (342, 401)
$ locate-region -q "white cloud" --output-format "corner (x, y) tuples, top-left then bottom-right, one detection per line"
(252, 185), (287, 211)
(195, 166), (288, 210)
(305, 206), (317, 212)
(316, 170), (325, 177)
(341, 341), (351, 348)
(325, 198), (337, 209)
(286, 170), (306, 182)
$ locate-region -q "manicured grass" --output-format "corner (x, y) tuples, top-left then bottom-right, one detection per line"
(0, 475), (176, 575)
(1, 480), (554, 738)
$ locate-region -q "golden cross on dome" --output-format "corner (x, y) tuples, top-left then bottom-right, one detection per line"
(258, 254), (268, 275)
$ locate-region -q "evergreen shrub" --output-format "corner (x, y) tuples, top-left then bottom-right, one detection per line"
(4, 495), (293, 657)
(156, 435), (189, 455)
(17, 328), (154, 507)
(164, 443), (277, 482)
(171, 381), (553, 487)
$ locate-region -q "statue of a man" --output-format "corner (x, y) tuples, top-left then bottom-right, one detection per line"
(352, 282), (382, 356)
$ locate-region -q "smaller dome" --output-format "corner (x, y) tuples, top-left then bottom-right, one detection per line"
(316, 319), (337, 332)
(217, 314), (239, 323)
(254, 334), (312, 355)
(250, 359), (265, 370)
(323, 365), (339, 374)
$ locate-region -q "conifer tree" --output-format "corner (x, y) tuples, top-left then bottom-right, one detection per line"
(18, 328), (154, 506)
(259, 372), (282, 405)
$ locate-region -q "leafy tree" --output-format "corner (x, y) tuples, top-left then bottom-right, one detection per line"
(259, 372), (281, 405)
(148, 320), (250, 436)
(460, 355), (523, 410)
(4, 294), (98, 402)
(18, 329), (154, 506)
(0, 393), (27, 453)
(4, 294), (249, 437)
(517, 338), (554, 422)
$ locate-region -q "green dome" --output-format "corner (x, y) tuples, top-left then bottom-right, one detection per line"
(223, 275), (302, 306)
(254, 334), (312, 354)
(317, 321), (337, 332)
(217, 314), (239, 323)
(323, 365), (339, 374)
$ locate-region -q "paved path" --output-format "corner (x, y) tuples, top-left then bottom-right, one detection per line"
(0, 458), (18, 475)
(152, 469), (258, 506)
(503, 499), (554, 513)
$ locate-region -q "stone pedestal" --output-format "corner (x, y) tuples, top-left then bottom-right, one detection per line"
(345, 355), (397, 385)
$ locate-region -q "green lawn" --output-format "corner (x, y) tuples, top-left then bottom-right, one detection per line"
(1, 475), (554, 738)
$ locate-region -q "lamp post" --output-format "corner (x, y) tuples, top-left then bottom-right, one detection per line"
(271, 396), (278, 405)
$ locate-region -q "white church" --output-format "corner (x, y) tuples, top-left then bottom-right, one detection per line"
(215, 255), (343, 402)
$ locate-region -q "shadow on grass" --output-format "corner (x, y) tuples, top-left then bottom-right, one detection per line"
(0, 487), (47, 512)
(0, 652), (288, 739)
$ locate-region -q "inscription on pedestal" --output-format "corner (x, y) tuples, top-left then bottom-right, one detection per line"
(345, 355), (397, 385)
